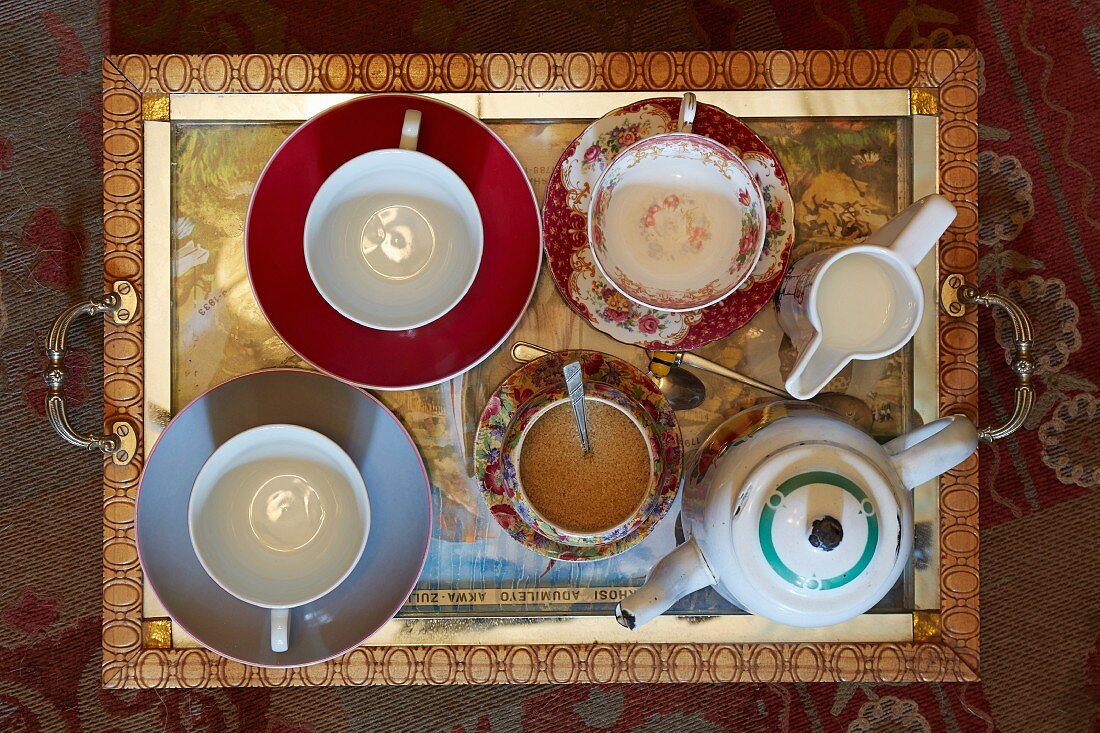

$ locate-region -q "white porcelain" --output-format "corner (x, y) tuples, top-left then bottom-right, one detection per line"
(188, 424), (371, 652)
(777, 194), (957, 399)
(615, 402), (978, 629)
(139, 370), (431, 668)
(304, 109), (483, 331)
(588, 93), (767, 312)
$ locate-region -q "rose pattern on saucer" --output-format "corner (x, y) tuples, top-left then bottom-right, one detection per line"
(565, 107), (672, 189)
(474, 350), (683, 561)
(580, 119), (658, 172)
(585, 267), (704, 335)
(544, 98), (795, 349)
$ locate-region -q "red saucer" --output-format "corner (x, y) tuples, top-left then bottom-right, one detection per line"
(247, 94), (541, 390)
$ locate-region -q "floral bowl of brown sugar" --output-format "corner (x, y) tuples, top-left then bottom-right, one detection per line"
(475, 349), (683, 561)
(503, 382), (662, 546)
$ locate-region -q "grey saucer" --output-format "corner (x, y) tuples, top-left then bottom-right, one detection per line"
(136, 369), (432, 667)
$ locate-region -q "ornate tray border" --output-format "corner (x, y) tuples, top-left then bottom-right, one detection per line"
(102, 51), (978, 687)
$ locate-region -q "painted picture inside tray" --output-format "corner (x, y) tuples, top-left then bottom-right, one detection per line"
(170, 123), (307, 409)
(168, 116), (912, 618)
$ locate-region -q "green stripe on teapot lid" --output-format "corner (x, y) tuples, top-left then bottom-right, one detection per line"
(758, 470), (879, 591)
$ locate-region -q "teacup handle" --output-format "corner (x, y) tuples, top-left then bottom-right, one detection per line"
(399, 109), (421, 151)
(677, 93), (697, 134)
(271, 608), (289, 653)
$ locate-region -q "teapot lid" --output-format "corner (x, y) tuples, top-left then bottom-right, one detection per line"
(732, 443), (904, 625)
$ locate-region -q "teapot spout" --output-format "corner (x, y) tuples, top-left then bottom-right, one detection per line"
(615, 538), (715, 630)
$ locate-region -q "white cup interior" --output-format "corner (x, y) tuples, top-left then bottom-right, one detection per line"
(589, 134), (765, 311)
(188, 424), (371, 609)
(304, 149), (483, 331)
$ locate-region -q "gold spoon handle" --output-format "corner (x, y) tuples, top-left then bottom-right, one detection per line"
(511, 341), (551, 363)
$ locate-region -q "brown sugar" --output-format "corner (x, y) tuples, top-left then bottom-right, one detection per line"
(518, 400), (652, 534)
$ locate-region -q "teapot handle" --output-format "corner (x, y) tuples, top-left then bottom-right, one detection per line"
(884, 415), (979, 489)
(615, 538), (715, 630)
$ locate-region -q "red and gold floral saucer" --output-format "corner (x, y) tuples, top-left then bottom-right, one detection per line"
(474, 350), (683, 561)
(543, 98), (795, 350)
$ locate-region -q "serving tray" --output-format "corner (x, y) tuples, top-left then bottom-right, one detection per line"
(91, 51), (981, 687)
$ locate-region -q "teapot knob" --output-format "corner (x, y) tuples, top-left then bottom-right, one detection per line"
(808, 515), (843, 552)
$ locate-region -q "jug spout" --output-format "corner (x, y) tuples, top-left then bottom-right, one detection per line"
(615, 537), (715, 630)
(785, 342), (847, 401)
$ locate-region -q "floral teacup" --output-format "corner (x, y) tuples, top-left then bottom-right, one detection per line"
(588, 93), (767, 312)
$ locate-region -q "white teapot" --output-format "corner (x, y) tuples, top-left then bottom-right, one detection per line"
(615, 402), (978, 629)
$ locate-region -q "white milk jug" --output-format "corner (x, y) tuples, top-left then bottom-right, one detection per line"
(777, 194), (957, 400)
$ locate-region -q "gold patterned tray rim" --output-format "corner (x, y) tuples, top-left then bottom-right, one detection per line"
(102, 50), (979, 687)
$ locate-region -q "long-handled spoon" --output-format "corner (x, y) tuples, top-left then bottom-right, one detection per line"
(509, 342), (704, 411)
(649, 351), (874, 431)
(507, 342), (872, 430)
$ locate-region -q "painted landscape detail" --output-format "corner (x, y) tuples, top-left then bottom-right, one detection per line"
(166, 115), (909, 620)
(171, 123), (307, 408)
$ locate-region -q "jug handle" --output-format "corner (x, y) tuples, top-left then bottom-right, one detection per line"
(884, 415), (979, 490)
(786, 342), (848, 401)
(615, 538), (715, 630)
(864, 193), (957, 268)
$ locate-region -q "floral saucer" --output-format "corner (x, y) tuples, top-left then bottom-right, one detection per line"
(543, 98), (795, 349)
(474, 349), (683, 561)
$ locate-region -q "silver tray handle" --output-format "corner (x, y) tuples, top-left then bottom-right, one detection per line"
(941, 273), (1035, 442)
(45, 281), (137, 465)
